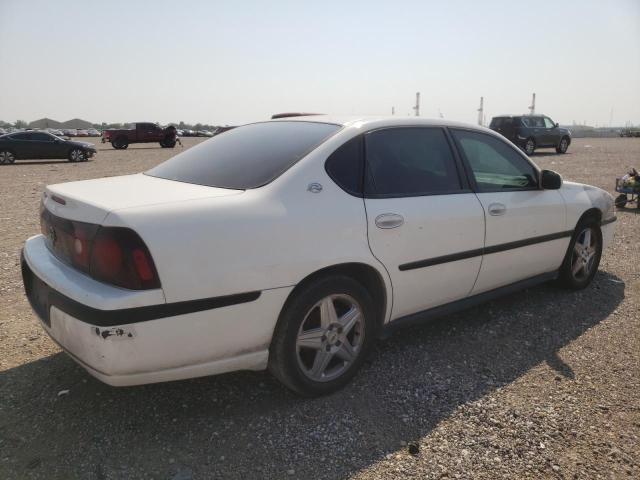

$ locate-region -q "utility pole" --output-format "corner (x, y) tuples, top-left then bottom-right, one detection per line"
(528, 93), (536, 115)
(413, 92), (420, 117)
(477, 96), (484, 126)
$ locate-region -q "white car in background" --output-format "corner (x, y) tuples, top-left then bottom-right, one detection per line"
(21, 117), (616, 396)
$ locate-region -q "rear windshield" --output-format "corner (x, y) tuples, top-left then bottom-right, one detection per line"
(146, 121), (340, 189)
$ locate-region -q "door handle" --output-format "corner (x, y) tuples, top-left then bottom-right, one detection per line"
(488, 203), (507, 216)
(375, 213), (404, 229)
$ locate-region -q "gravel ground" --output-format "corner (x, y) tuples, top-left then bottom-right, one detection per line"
(0, 137), (638, 479)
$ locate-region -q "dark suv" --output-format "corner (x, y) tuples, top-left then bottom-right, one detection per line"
(489, 115), (571, 155)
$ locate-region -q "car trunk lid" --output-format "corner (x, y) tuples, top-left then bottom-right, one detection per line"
(44, 173), (243, 224)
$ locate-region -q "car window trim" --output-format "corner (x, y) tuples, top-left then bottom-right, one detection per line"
(361, 126), (471, 199)
(448, 127), (542, 193)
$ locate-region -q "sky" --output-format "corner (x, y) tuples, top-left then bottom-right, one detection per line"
(0, 0), (639, 127)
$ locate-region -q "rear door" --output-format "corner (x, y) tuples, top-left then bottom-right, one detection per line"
(450, 129), (567, 294)
(363, 127), (486, 320)
(10, 132), (35, 159)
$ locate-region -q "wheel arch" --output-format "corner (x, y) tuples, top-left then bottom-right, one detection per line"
(576, 207), (602, 228)
(278, 262), (391, 334)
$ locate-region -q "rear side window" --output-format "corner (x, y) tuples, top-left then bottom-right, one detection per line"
(364, 127), (461, 196)
(325, 136), (363, 196)
(147, 121), (340, 189)
(451, 129), (538, 191)
(490, 118), (504, 128)
(11, 132), (32, 140)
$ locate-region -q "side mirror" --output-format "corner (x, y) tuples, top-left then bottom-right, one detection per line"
(555, 122), (559, 128)
(541, 170), (562, 190)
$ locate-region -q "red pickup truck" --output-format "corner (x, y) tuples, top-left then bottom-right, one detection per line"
(102, 123), (177, 149)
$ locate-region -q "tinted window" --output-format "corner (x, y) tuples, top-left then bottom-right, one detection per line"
(452, 129), (538, 191)
(31, 132), (52, 141)
(364, 127), (461, 196)
(521, 116), (544, 128)
(147, 121), (340, 189)
(325, 136), (363, 195)
(490, 118), (503, 128)
(11, 132), (32, 140)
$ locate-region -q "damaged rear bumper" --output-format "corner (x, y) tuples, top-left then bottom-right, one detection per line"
(21, 235), (292, 386)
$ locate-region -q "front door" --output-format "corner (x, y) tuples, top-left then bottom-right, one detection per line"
(450, 129), (568, 294)
(542, 117), (560, 147)
(363, 127), (486, 320)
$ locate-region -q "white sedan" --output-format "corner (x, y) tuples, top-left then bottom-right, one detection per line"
(21, 117), (616, 396)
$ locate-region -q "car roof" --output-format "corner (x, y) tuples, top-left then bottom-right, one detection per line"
(492, 114), (549, 118)
(268, 114), (496, 133)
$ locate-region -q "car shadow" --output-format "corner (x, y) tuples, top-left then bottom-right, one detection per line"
(0, 272), (625, 478)
(2, 160), (93, 166)
(530, 151), (569, 158)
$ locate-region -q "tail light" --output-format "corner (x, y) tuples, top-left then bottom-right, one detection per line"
(90, 227), (160, 290)
(41, 208), (160, 290)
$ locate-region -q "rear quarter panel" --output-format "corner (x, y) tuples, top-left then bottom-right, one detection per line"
(103, 130), (392, 322)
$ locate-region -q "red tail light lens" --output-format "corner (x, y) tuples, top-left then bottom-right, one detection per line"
(41, 208), (160, 290)
(90, 227), (160, 290)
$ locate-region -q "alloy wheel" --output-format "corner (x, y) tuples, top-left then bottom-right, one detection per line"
(70, 149), (84, 162)
(571, 227), (598, 280)
(525, 139), (535, 155)
(295, 294), (365, 382)
(0, 151), (15, 164)
(560, 138), (568, 153)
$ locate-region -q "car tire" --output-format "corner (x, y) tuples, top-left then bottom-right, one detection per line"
(268, 275), (377, 396)
(556, 136), (569, 154)
(68, 148), (85, 162)
(0, 150), (15, 164)
(614, 194), (628, 208)
(524, 138), (536, 155)
(558, 219), (602, 290)
(112, 137), (128, 149)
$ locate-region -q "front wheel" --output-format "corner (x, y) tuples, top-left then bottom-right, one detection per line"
(556, 137), (569, 154)
(68, 148), (86, 162)
(558, 220), (602, 289)
(269, 276), (377, 396)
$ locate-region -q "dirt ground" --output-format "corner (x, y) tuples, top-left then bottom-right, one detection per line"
(0, 137), (638, 479)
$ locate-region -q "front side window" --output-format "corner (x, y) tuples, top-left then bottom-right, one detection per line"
(364, 127), (461, 196)
(147, 121), (340, 189)
(543, 117), (556, 128)
(451, 129), (538, 191)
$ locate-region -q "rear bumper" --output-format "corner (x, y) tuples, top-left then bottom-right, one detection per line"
(21, 235), (292, 386)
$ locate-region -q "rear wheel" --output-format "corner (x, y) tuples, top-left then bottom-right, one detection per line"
(269, 275), (377, 396)
(524, 138), (536, 155)
(556, 136), (569, 154)
(112, 137), (129, 149)
(558, 220), (602, 289)
(0, 151), (15, 164)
